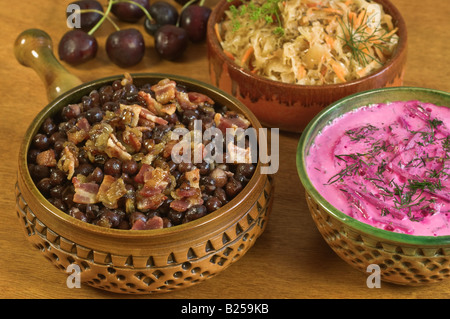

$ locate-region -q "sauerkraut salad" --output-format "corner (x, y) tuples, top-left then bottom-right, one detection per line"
(216, 0), (400, 85)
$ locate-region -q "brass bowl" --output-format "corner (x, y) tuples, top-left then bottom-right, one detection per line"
(15, 73), (274, 294)
(296, 87), (450, 286)
(206, 0), (408, 133)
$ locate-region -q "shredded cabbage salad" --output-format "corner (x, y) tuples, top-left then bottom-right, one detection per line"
(216, 0), (400, 85)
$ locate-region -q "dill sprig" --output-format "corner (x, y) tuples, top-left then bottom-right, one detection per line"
(338, 9), (396, 67)
(442, 136), (450, 152)
(227, 0), (285, 36)
(327, 153), (370, 184)
(409, 117), (444, 146)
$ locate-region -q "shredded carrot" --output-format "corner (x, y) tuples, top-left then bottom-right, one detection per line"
(322, 7), (343, 15)
(365, 27), (373, 34)
(306, 2), (319, 8)
(345, 0), (352, 6)
(297, 64), (307, 79)
(383, 27), (398, 39)
(357, 60), (378, 77)
(320, 65), (328, 77)
(241, 46), (254, 66)
(355, 9), (366, 28)
(214, 23), (222, 43)
(348, 11), (357, 26)
(325, 35), (335, 49)
(374, 47), (386, 64)
(223, 50), (235, 61)
(369, 38), (384, 45)
(331, 61), (347, 82)
(357, 44), (371, 56)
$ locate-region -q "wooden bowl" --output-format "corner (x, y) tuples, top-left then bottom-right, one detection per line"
(296, 87), (450, 286)
(206, 0), (408, 133)
(15, 73), (274, 294)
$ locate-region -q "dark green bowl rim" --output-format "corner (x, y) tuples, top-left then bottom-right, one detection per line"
(296, 86), (450, 245)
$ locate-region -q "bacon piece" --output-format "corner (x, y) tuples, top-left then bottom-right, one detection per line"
(170, 172), (203, 212)
(134, 163), (154, 184)
(139, 107), (168, 126)
(131, 215), (164, 230)
(173, 187), (198, 198)
(136, 193), (167, 211)
(36, 149), (57, 167)
(151, 78), (177, 104)
(170, 198), (191, 212)
(119, 104), (141, 127)
(122, 126), (143, 152)
(188, 92), (215, 105)
(67, 117), (91, 145)
(136, 169), (170, 207)
(170, 193), (204, 212)
(138, 90), (160, 114)
(72, 176), (99, 204)
(214, 113), (251, 133)
(176, 90), (196, 110)
(185, 168), (200, 188)
(135, 167), (172, 210)
(138, 91), (177, 116)
(143, 167), (171, 191)
(97, 175), (127, 209)
(105, 133), (132, 161)
(162, 103), (177, 116)
(145, 216), (164, 229)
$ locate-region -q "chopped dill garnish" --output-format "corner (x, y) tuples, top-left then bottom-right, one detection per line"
(443, 136), (450, 152)
(429, 118), (443, 129)
(227, 0), (285, 36)
(345, 124), (379, 141)
(338, 9), (397, 67)
(407, 179), (442, 193)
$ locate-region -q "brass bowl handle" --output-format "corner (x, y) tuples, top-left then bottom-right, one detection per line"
(14, 29), (83, 102)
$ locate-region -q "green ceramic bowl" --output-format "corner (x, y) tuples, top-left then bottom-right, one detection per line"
(296, 87), (450, 285)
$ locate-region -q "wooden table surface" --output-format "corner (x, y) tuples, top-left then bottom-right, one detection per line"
(1, 0), (450, 300)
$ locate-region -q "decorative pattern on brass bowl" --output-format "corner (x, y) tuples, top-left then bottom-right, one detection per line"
(15, 175), (273, 294)
(16, 73), (274, 294)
